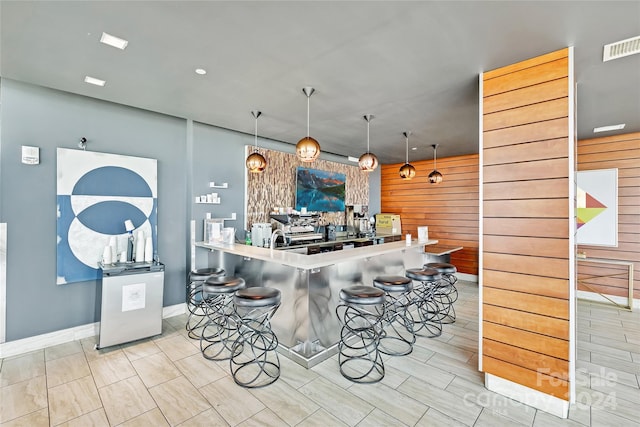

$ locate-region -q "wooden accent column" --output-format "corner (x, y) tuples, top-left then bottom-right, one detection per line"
(480, 47), (575, 416)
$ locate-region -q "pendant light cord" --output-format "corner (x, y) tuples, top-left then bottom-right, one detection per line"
(405, 133), (409, 163)
(433, 145), (438, 170)
(306, 95), (310, 137)
(367, 119), (370, 153)
(254, 116), (258, 149)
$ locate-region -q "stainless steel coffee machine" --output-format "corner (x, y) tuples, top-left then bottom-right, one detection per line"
(345, 205), (370, 237)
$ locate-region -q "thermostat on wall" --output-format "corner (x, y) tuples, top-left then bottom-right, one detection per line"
(21, 145), (40, 165)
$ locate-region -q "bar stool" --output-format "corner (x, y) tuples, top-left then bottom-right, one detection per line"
(373, 276), (415, 356)
(199, 276), (246, 360)
(186, 268), (225, 339)
(424, 262), (458, 324)
(405, 267), (443, 338)
(230, 287), (281, 388)
(335, 285), (386, 383)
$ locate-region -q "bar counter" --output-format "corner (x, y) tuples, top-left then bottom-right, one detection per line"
(195, 238), (438, 367)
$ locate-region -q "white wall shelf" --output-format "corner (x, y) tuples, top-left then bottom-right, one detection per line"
(209, 182), (228, 188)
(195, 200), (221, 205)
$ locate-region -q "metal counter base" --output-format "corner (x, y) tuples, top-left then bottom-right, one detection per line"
(207, 245), (425, 367)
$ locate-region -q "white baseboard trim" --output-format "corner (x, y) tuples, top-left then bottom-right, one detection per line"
(577, 290), (639, 310)
(485, 373), (569, 418)
(0, 303), (186, 359)
(457, 272), (478, 283)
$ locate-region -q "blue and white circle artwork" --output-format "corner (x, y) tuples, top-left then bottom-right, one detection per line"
(57, 149), (157, 284)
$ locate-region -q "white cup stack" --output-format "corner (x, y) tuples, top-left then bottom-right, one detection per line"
(102, 245), (112, 265)
(135, 230), (145, 262)
(144, 237), (153, 262)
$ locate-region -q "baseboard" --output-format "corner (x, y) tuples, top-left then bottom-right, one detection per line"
(457, 272), (478, 283)
(0, 303), (186, 359)
(577, 290), (639, 310)
(485, 373), (569, 418)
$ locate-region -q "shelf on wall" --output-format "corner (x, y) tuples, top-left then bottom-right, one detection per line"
(209, 182), (228, 188)
(195, 200), (221, 205)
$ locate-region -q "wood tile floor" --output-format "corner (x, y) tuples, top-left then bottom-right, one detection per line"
(1, 281), (638, 426)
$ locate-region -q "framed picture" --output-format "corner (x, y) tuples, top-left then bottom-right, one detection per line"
(576, 168), (617, 247)
(295, 167), (346, 212)
(57, 148), (158, 284)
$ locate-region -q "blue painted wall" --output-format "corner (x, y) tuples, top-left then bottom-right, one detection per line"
(0, 78), (380, 342)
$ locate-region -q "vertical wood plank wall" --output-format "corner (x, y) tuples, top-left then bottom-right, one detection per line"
(481, 48), (572, 400)
(380, 154), (479, 275)
(577, 132), (640, 300)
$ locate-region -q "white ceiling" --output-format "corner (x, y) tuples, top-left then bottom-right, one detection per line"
(1, 1), (639, 163)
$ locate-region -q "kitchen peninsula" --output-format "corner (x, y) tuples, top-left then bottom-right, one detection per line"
(195, 237), (438, 367)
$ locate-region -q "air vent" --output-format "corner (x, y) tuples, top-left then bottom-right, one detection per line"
(603, 35), (640, 62)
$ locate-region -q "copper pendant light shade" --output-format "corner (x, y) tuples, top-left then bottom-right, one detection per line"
(399, 131), (416, 179)
(296, 87), (321, 162)
(358, 114), (378, 172)
(428, 144), (443, 184)
(246, 110), (267, 173)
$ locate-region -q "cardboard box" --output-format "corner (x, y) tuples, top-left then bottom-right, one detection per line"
(376, 214), (401, 235)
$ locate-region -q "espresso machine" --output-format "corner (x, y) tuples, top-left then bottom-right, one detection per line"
(345, 205), (370, 237)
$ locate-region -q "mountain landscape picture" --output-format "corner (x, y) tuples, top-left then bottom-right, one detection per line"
(295, 167), (346, 212)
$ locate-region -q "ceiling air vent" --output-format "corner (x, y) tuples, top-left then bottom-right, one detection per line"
(603, 35), (640, 62)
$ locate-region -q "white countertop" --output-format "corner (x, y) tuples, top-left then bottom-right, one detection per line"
(195, 239), (438, 270)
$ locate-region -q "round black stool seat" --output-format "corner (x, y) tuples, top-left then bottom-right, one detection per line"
(234, 287), (281, 308)
(424, 262), (457, 274)
(190, 267), (225, 281)
(340, 285), (385, 305)
(203, 276), (245, 294)
(373, 276), (413, 293)
(405, 268), (442, 282)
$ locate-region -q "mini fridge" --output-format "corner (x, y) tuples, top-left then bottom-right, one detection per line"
(97, 262), (165, 349)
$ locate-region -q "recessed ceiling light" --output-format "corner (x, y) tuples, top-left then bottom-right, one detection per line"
(84, 76), (106, 87)
(411, 147), (417, 151)
(347, 156), (359, 162)
(100, 32), (128, 50)
(195, 68), (207, 75)
(593, 123), (625, 133)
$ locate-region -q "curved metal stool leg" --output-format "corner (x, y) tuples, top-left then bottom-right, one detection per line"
(406, 268), (444, 338)
(198, 276), (246, 360)
(424, 263), (459, 324)
(230, 287), (281, 388)
(411, 282), (443, 337)
(200, 294), (242, 360)
(373, 276), (415, 356)
(335, 285), (386, 383)
(186, 268), (225, 339)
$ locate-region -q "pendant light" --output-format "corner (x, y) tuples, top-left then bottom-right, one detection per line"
(399, 131), (416, 179)
(358, 114), (379, 172)
(428, 144), (443, 184)
(296, 87), (321, 162)
(246, 110), (267, 173)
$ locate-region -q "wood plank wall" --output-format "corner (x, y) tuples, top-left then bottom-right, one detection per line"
(577, 132), (640, 300)
(481, 48), (572, 400)
(380, 154), (479, 275)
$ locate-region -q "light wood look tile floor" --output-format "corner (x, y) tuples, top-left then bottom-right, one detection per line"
(1, 281), (638, 426)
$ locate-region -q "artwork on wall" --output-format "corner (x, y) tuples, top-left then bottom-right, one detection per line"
(57, 148), (157, 284)
(576, 168), (617, 247)
(245, 146), (368, 227)
(295, 167), (346, 212)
